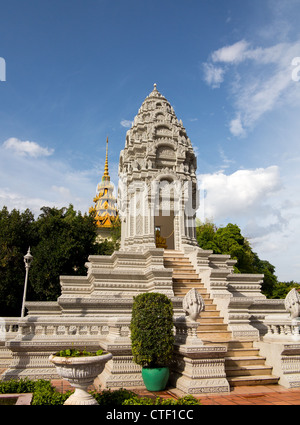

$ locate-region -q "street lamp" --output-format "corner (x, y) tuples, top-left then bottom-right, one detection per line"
(21, 247), (33, 318)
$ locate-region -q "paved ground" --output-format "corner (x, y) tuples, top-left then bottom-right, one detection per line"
(50, 379), (300, 405)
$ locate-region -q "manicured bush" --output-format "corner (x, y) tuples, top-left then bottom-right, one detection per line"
(92, 388), (136, 405)
(31, 383), (73, 405)
(122, 394), (200, 405)
(0, 378), (200, 405)
(0, 377), (36, 394)
(130, 292), (174, 368)
(0, 378), (72, 405)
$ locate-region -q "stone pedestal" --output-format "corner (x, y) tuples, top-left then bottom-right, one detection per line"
(171, 344), (229, 394)
(254, 340), (300, 388)
(170, 316), (229, 394)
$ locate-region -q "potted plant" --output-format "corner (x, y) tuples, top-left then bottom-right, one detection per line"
(49, 347), (112, 405)
(130, 292), (174, 391)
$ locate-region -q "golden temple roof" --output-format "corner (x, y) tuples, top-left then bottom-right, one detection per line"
(89, 137), (118, 228)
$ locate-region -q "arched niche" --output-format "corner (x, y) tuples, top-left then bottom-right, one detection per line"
(155, 144), (176, 170)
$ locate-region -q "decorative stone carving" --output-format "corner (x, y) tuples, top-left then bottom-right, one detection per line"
(182, 288), (205, 322)
(285, 288), (300, 319)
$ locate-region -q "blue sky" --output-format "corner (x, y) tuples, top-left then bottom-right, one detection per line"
(1, 0), (300, 281)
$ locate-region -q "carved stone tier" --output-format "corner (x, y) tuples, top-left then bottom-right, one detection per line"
(58, 248), (174, 304)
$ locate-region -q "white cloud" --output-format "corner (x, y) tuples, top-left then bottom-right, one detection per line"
(197, 165), (282, 223)
(3, 137), (54, 158)
(211, 40), (250, 63)
(229, 114), (245, 137)
(202, 63), (225, 88)
(0, 188), (49, 215)
(0, 140), (120, 218)
(120, 120), (133, 128)
(203, 40), (300, 136)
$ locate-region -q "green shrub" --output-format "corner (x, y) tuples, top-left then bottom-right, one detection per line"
(92, 388), (136, 405)
(0, 378), (73, 405)
(54, 348), (103, 357)
(0, 378), (200, 405)
(130, 292), (174, 368)
(122, 394), (200, 405)
(123, 395), (154, 405)
(31, 385), (73, 405)
(0, 377), (36, 394)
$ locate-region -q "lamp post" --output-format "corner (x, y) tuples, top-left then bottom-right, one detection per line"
(21, 247), (33, 318)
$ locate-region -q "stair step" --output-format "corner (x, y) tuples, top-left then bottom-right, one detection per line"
(226, 348), (260, 357)
(172, 270), (196, 274)
(227, 340), (254, 349)
(227, 375), (279, 387)
(197, 317), (224, 324)
(165, 260), (192, 264)
(197, 324), (228, 331)
(173, 286), (203, 291)
(173, 279), (202, 283)
(225, 356), (266, 367)
(174, 292), (209, 298)
(225, 365), (273, 377)
(199, 310), (221, 317)
(197, 331), (232, 339)
(173, 288), (208, 295)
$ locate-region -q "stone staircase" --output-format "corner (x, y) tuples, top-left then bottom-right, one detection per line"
(163, 250), (279, 387)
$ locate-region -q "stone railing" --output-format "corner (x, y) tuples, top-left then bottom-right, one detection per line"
(262, 289), (300, 341)
(264, 315), (300, 341)
(0, 317), (20, 343)
(16, 316), (131, 340)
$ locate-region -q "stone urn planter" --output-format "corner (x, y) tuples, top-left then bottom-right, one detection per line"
(49, 350), (112, 405)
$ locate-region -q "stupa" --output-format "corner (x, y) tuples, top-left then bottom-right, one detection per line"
(89, 137), (118, 240)
(118, 83), (198, 251)
(2, 85), (300, 394)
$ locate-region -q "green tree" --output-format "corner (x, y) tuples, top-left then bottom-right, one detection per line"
(266, 280), (300, 299)
(195, 220), (286, 298)
(28, 205), (98, 301)
(0, 207), (37, 316)
(0, 204), (121, 316)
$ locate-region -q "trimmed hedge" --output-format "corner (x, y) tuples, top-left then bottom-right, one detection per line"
(0, 378), (72, 405)
(0, 378), (201, 405)
(130, 292), (175, 368)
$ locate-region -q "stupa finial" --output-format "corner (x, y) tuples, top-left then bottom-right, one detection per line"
(103, 136), (109, 179)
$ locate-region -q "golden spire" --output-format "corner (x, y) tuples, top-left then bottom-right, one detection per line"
(102, 136), (110, 181)
(89, 135), (118, 229)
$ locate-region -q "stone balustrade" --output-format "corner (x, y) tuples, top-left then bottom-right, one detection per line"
(264, 315), (300, 341)
(14, 316), (131, 341)
(0, 317), (19, 342)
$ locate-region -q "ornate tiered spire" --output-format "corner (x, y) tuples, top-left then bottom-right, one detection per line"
(103, 136), (109, 180)
(89, 137), (118, 230)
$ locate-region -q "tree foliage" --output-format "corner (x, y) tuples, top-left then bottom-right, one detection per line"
(28, 205), (98, 302)
(0, 205), (118, 316)
(196, 219), (299, 299)
(0, 207), (37, 316)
